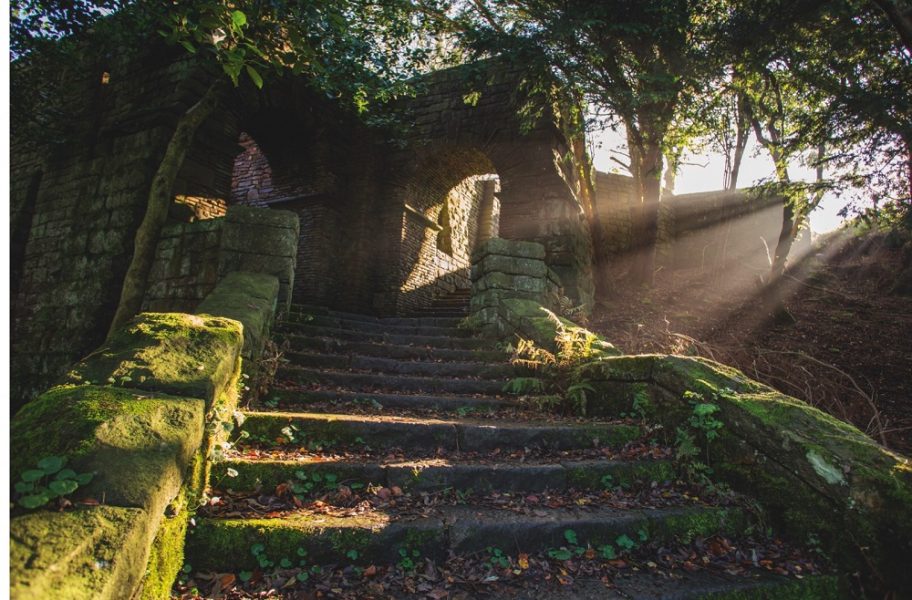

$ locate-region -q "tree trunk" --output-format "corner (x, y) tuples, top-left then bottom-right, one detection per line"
(749, 112), (795, 279)
(107, 80), (223, 338)
(729, 93), (750, 190)
(630, 142), (663, 285)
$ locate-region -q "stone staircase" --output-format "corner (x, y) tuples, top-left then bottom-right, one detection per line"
(181, 305), (834, 598)
(408, 287), (472, 318)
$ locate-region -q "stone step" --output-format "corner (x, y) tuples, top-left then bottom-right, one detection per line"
(273, 324), (486, 349)
(214, 456), (675, 495)
(281, 313), (472, 337)
(240, 411), (642, 453)
(263, 387), (518, 412)
(276, 366), (510, 396)
(493, 571), (840, 600)
(185, 504), (746, 570)
(286, 309), (465, 328)
(286, 304), (380, 323)
(281, 351), (515, 379)
(280, 337), (507, 362)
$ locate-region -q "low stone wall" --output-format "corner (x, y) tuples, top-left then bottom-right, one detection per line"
(144, 219), (224, 313)
(10, 268), (282, 598)
(468, 238), (561, 332)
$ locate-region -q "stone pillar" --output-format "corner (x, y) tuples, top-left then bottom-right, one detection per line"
(469, 238), (562, 335)
(476, 179), (498, 245)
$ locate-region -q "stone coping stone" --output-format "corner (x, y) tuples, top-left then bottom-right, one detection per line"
(196, 271), (279, 359)
(11, 505), (155, 600)
(11, 384), (205, 518)
(63, 312), (242, 404)
(472, 237), (546, 262)
(225, 205), (299, 231)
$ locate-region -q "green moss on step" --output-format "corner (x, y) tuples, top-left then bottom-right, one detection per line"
(696, 575), (843, 599)
(565, 461), (675, 490)
(185, 515), (387, 571)
(652, 508), (747, 545)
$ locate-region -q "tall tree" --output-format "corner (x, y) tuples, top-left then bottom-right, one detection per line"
(455, 0), (728, 285)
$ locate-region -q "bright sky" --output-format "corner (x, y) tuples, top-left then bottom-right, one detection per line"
(589, 128), (848, 234)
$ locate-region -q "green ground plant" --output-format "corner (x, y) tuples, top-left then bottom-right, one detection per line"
(13, 456), (94, 509)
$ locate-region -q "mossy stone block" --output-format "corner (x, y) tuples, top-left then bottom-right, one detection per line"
(10, 506), (155, 600)
(225, 205), (299, 231)
(711, 390), (912, 594)
(64, 312), (242, 403)
(196, 271), (279, 359)
(11, 385), (205, 517)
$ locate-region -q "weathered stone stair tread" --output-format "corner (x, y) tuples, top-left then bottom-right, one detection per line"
(186, 504), (745, 570)
(240, 411), (641, 451)
(492, 570), (838, 600)
(280, 351), (515, 378)
(282, 314), (472, 337)
(218, 455), (675, 493)
(274, 323), (487, 349)
(286, 310), (464, 328)
(281, 338), (506, 362)
(277, 365), (510, 395)
(266, 387), (519, 411)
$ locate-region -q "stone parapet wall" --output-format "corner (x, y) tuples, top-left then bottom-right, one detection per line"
(592, 171), (801, 273)
(143, 205), (299, 317)
(144, 219), (224, 313)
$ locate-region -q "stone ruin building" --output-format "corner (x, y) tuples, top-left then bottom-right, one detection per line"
(10, 49), (791, 412)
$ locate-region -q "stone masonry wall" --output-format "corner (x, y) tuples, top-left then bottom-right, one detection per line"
(143, 205), (298, 316)
(9, 45), (209, 412)
(143, 219), (224, 313)
(469, 238), (563, 338)
(375, 61), (596, 315)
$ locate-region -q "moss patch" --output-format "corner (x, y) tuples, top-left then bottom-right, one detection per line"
(196, 271), (279, 360)
(11, 384), (205, 518)
(185, 514), (397, 571)
(652, 355), (772, 397)
(697, 575), (842, 599)
(64, 312), (242, 404)
(10, 506), (156, 600)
